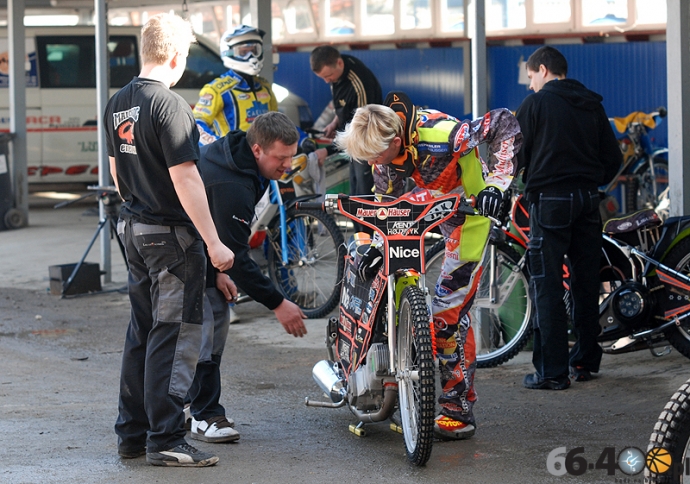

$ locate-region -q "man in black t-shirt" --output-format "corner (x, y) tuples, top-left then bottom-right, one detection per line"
(104, 13), (234, 468)
(310, 46), (382, 214)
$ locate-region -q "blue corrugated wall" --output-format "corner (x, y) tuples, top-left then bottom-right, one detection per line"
(275, 41), (667, 148)
(274, 47), (466, 121)
(489, 41), (668, 148)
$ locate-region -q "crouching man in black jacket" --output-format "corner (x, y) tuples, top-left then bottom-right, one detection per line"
(186, 112), (307, 443)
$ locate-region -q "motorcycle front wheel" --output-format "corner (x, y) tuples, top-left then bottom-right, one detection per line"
(396, 285), (435, 466)
(266, 208), (345, 318)
(646, 377), (690, 483)
(425, 240), (533, 368)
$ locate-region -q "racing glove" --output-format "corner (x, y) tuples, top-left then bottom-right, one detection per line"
(357, 246), (383, 281)
(476, 186), (504, 219)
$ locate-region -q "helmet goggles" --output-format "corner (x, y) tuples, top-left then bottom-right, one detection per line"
(223, 41), (263, 61)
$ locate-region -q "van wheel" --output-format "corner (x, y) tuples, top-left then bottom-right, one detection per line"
(4, 208), (26, 229)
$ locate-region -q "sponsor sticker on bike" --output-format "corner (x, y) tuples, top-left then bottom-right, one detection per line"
(389, 246), (420, 259)
(355, 207), (411, 220)
(387, 220), (419, 235)
(423, 200), (455, 222)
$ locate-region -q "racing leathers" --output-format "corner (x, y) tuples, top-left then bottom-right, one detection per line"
(374, 97), (522, 425)
(193, 69), (277, 145)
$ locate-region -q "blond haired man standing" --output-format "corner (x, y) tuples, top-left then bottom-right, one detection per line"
(104, 13), (234, 467)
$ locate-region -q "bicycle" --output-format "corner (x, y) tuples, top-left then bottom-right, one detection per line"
(424, 188), (532, 368)
(238, 151), (346, 318)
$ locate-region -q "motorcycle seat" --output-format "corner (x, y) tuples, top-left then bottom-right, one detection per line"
(603, 208), (661, 235)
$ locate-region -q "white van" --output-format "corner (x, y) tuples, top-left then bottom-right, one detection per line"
(0, 26), (312, 185)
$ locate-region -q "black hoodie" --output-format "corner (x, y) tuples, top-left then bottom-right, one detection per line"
(515, 78), (622, 198)
(198, 131), (284, 310)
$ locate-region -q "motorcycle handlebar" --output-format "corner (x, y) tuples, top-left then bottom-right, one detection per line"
(296, 194), (479, 217)
(296, 202), (325, 211)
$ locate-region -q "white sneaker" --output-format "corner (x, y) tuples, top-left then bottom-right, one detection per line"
(229, 306), (240, 324)
(191, 416), (240, 443)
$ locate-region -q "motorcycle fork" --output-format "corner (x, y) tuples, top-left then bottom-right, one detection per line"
(387, 275), (397, 374)
(387, 272), (425, 374)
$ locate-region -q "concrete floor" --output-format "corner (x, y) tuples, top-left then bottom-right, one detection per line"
(1, 203), (689, 483)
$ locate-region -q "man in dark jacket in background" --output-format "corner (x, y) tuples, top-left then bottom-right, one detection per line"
(516, 46), (622, 390)
(310, 46), (382, 213)
(186, 112), (307, 442)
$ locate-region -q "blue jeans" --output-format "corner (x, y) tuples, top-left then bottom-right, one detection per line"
(527, 189), (603, 380)
(115, 219), (206, 454)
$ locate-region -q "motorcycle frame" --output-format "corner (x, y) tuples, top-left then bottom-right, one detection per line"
(327, 192), (468, 375)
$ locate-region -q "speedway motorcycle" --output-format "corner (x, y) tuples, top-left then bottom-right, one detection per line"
(603, 107), (669, 218)
(425, 192), (690, 368)
(647, 377), (690, 483)
(300, 191), (476, 466)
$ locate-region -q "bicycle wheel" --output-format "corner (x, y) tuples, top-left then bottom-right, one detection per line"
(397, 285), (435, 467)
(634, 156), (668, 212)
(425, 240), (533, 368)
(266, 208), (345, 318)
(661, 237), (690, 360)
(646, 377), (690, 483)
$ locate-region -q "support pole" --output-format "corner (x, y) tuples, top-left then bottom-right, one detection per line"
(667, 0), (690, 216)
(8, 0), (27, 228)
(95, 0), (112, 282)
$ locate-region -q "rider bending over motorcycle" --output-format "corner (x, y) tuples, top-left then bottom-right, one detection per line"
(336, 91), (522, 440)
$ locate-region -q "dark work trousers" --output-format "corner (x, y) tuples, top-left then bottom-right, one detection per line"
(115, 219), (206, 454)
(349, 159), (374, 234)
(188, 287), (230, 420)
(527, 189), (603, 380)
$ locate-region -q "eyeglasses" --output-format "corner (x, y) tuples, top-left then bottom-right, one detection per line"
(222, 41), (262, 60)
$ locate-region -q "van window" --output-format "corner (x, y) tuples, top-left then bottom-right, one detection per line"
(38, 36), (96, 88)
(36, 35), (140, 89)
(108, 36), (139, 87)
(176, 41), (226, 89)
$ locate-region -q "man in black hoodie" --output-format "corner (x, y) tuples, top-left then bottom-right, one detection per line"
(516, 46), (621, 390)
(186, 112), (307, 442)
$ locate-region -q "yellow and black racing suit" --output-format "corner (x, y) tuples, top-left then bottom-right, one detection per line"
(193, 69), (277, 144)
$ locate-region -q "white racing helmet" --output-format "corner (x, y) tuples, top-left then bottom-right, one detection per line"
(220, 25), (265, 76)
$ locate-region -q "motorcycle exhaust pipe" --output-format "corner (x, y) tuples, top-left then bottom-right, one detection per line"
(350, 384), (398, 423)
(311, 360), (347, 404)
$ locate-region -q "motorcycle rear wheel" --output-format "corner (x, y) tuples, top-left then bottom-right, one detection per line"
(646, 377), (690, 483)
(266, 208), (345, 318)
(661, 237), (690, 359)
(396, 285), (435, 466)
(425, 240), (533, 368)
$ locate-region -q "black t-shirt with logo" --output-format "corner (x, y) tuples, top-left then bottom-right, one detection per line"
(104, 77), (200, 226)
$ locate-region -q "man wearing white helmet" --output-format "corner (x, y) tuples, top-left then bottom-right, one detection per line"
(193, 25), (277, 145)
(193, 25), (278, 327)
